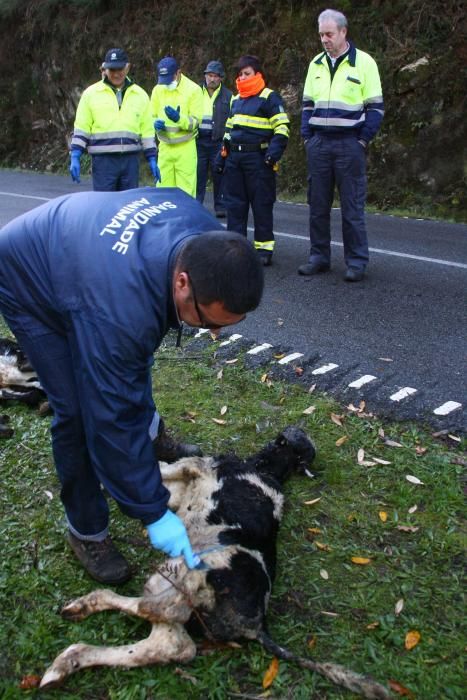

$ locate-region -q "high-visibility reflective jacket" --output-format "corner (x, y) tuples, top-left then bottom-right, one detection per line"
(71, 78), (156, 157)
(198, 83), (232, 142)
(151, 74), (203, 146)
(301, 43), (384, 143)
(225, 87), (289, 162)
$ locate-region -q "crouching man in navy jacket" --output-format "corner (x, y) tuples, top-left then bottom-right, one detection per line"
(0, 188), (263, 585)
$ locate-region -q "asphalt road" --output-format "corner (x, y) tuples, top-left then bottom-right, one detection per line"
(0, 170), (466, 432)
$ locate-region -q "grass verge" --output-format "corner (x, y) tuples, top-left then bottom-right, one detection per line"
(0, 331), (465, 699)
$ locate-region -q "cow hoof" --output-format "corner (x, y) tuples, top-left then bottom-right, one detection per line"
(40, 644), (86, 687)
(61, 599), (90, 621)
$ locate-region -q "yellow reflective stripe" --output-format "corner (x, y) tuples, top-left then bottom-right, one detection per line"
(231, 115), (271, 130)
(254, 240), (275, 252)
(157, 132), (195, 144)
(274, 125), (290, 137)
(259, 88), (273, 99)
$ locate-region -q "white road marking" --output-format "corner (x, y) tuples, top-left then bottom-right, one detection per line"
(348, 375), (377, 388)
(277, 352), (304, 365)
(390, 387), (417, 402)
(0, 191), (50, 201)
(218, 334), (242, 347)
(194, 329), (210, 338)
(247, 343), (273, 355)
(247, 226), (467, 269)
(433, 401), (462, 415)
(312, 363), (339, 375)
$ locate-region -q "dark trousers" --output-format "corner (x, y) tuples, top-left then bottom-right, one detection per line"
(306, 135), (368, 269)
(0, 307), (111, 539)
(196, 139), (225, 210)
(92, 153), (140, 192)
(223, 151), (276, 245)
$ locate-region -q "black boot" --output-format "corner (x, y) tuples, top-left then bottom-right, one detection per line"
(153, 419), (203, 462)
(67, 532), (132, 585)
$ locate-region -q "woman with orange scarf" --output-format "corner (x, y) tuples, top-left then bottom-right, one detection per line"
(220, 56), (290, 266)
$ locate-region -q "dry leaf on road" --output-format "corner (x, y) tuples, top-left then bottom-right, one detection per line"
(404, 630), (421, 650)
(405, 474), (424, 485)
(212, 418), (227, 425)
(262, 657), (279, 688)
(336, 435), (349, 447)
(351, 556), (372, 565)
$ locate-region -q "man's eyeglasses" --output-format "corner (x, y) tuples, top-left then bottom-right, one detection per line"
(189, 276), (224, 330)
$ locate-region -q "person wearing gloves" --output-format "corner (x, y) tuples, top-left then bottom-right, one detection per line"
(0, 188), (263, 584)
(70, 48), (159, 191)
(196, 60), (232, 217)
(218, 55), (290, 266)
(150, 56), (203, 197)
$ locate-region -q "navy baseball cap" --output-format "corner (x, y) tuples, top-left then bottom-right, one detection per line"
(204, 60), (225, 78)
(157, 56), (179, 84)
(102, 48), (128, 69)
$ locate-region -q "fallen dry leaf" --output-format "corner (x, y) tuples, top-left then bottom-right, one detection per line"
(378, 357), (394, 362)
(331, 412), (344, 426)
(405, 474), (424, 485)
(388, 679), (415, 698)
(44, 490), (53, 500)
(274, 353), (285, 360)
(224, 358), (238, 364)
(357, 448), (365, 464)
(404, 630), (421, 650)
(335, 435), (349, 447)
(415, 446), (427, 455)
(216, 368), (223, 380)
(260, 373), (269, 383)
(220, 405), (228, 416)
(308, 383), (317, 393)
(448, 434), (461, 442)
(315, 541), (331, 552)
(209, 331), (218, 341)
(379, 511), (388, 523)
(212, 418), (227, 425)
(395, 599), (404, 616)
(347, 403), (359, 412)
(174, 667), (199, 685)
(384, 438), (403, 448)
(372, 457), (392, 465)
(366, 621), (380, 630)
(319, 569), (329, 580)
(351, 556), (372, 565)
(262, 657), (279, 688)
(378, 427), (385, 438)
(397, 525), (419, 533)
(307, 635), (317, 649)
(303, 405), (316, 415)
(408, 505), (418, 514)
(303, 497), (321, 506)
(19, 675), (41, 690)
(295, 366), (304, 376)
(307, 527), (322, 535)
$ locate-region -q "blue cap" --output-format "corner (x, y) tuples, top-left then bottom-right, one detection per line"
(102, 48), (128, 69)
(204, 60), (225, 78)
(157, 56), (179, 85)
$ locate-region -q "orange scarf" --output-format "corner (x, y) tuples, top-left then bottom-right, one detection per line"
(236, 73), (266, 98)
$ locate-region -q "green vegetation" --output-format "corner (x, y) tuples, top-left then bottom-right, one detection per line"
(0, 325), (465, 699)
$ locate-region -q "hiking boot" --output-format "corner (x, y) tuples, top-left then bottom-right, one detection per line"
(67, 532), (132, 585)
(153, 419), (202, 462)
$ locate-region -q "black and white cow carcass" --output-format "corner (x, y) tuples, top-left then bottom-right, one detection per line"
(0, 337), (45, 406)
(40, 426), (390, 699)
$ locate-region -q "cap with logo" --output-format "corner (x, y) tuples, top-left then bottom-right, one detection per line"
(102, 48), (128, 69)
(157, 56), (179, 85)
(204, 60), (225, 79)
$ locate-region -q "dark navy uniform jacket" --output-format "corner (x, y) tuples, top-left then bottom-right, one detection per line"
(0, 187), (221, 523)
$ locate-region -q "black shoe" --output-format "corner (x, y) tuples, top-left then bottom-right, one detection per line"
(215, 209), (227, 218)
(153, 420), (202, 462)
(259, 253), (273, 267)
(344, 267), (365, 282)
(67, 532), (132, 585)
(298, 262), (330, 276)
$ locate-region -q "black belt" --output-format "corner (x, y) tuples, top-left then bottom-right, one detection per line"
(230, 142), (268, 152)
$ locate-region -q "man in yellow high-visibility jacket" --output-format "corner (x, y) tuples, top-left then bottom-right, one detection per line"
(298, 9), (384, 282)
(150, 56), (203, 197)
(70, 48), (159, 191)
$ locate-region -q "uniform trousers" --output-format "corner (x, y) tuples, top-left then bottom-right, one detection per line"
(196, 138), (225, 210)
(92, 153), (140, 191)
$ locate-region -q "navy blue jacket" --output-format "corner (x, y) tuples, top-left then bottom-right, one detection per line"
(0, 188), (221, 523)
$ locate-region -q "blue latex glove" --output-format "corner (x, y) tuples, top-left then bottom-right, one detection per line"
(148, 156), (161, 184)
(69, 151), (81, 183)
(147, 510), (199, 569)
(154, 119), (166, 131)
(164, 105), (180, 122)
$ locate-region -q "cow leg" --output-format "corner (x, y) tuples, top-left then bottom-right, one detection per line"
(61, 589), (146, 622)
(40, 622), (196, 688)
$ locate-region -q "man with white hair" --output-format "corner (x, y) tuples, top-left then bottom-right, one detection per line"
(298, 9), (384, 282)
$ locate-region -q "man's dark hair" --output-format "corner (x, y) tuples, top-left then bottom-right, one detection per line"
(235, 55), (265, 80)
(177, 231), (264, 314)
